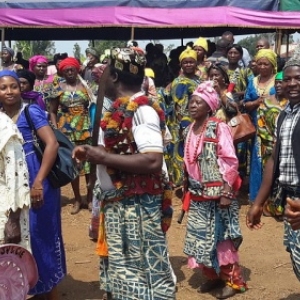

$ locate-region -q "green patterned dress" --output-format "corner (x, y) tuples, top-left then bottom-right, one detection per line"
(54, 81), (92, 174)
(168, 74), (201, 186)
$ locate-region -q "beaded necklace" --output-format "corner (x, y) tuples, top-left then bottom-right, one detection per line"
(186, 119), (208, 164)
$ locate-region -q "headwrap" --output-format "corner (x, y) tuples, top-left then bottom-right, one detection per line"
(22, 91), (46, 110)
(110, 47), (146, 77)
(275, 71), (283, 80)
(255, 49), (277, 73)
(85, 47), (100, 59)
(179, 47), (197, 63)
(29, 55), (48, 72)
(16, 70), (36, 89)
(145, 68), (155, 78)
(0, 70), (20, 82)
(192, 81), (220, 113)
(58, 57), (81, 73)
(193, 37), (208, 52)
(2, 45), (14, 58)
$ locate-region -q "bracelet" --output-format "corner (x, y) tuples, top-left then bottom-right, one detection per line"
(221, 190), (235, 199)
(32, 187), (43, 190)
(242, 102), (246, 110)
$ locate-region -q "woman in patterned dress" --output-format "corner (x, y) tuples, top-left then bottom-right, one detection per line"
(168, 47), (200, 186)
(50, 57), (93, 214)
(193, 37), (209, 80)
(243, 49), (279, 203)
(226, 44), (252, 98)
(29, 55), (54, 111)
(0, 70), (66, 300)
(182, 81), (246, 299)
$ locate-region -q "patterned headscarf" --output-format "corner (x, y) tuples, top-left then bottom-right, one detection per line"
(110, 47), (146, 77)
(193, 37), (208, 52)
(58, 57), (81, 72)
(85, 47), (100, 59)
(2, 45), (14, 58)
(255, 49), (277, 74)
(179, 47), (197, 63)
(192, 81), (220, 112)
(29, 55), (48, 72)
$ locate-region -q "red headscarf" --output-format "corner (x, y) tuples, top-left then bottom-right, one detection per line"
(58, 57), (81, 73)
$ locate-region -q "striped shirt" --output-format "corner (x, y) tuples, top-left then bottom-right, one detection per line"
(278, 103), (300, 186)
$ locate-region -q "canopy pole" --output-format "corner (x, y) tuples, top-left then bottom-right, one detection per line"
(275, 30), (282, 56)
(131, 27), (135, 40)
(286, 32), (290, 59)
(1, 28), (4, 66)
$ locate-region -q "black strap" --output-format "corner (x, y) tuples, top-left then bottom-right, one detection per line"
(24, 105), (38, 138)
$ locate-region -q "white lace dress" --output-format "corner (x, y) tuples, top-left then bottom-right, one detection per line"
(0, 112), (31, 250)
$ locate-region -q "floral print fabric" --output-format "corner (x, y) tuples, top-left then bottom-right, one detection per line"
(0, 112), (31, 250)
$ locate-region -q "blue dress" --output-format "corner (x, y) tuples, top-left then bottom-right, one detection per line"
(244, 77), (276, 202)
(17, 104), (66, 295)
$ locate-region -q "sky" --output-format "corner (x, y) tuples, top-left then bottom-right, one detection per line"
(54, 33), (300, 57)
(54, 38), (221, 56)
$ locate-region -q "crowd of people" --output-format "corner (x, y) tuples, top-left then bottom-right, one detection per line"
(1, 31), (300, 300)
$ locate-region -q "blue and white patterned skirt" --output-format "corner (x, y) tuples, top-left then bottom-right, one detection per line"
(99, 194), (176, 300)
(184, 199), (242, 273)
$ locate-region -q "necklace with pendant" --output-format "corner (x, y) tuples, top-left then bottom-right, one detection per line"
(257, 75), (274, 97)
(67, 82), (78, 104)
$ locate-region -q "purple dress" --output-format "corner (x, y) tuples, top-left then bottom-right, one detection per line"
(17, 104), (66, 295)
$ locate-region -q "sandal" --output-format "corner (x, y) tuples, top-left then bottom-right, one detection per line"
(70, 200), (81, 215)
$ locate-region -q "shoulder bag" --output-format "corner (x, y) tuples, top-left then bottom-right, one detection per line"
(227, 108), (256, 144)
(24, 105), (78, 188)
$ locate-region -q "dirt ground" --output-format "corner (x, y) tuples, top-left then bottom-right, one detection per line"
(57, 182), (300, 300)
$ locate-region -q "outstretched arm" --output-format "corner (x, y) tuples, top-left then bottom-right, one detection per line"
(246, 146), (275, 230)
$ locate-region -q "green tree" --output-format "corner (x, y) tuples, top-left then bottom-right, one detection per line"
(32, 41), (55, 57)
(14, 41), (32, 59)
(14, 40), (55, 59)
(238, 33), (294, 57)
(88, 40), (126, 57)
(238, 34), (272, 57)
(164, 44), (175, 57)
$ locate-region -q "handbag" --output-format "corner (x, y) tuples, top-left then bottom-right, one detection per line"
(24, 105), (79, 188)
(227, 108), (256, 144)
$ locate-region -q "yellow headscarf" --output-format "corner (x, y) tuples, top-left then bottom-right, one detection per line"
(193, 37), (208, 52)
(255, 49), (277, 73)
(145, 68), (155, 78)
(179, 47), (197, 63)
